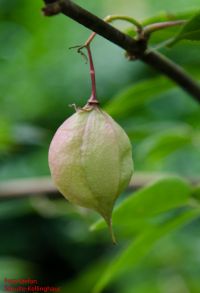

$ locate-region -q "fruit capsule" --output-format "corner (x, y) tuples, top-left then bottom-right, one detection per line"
(48, 104), (133, 243)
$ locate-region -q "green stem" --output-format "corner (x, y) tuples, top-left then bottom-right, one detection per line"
(143, 20), (186, 36)
(104, 15), (142, 31)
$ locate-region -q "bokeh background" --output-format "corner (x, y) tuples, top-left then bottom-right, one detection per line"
(0, 0), (200, 292)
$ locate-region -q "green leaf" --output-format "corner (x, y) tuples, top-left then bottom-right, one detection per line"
(170, 12), (200, 46)
(62, 259), (107, 293)
(126, 121), (190, 141)
(91, 176), (191, 232)
(0, 198), (34, 219)
(191, 184), (200, 201)
(141, 10), (195, 26)
(137, 126), (193, 161)
(104, 77), (173, 118)
(0, 257), (35, 279)
(93, 208), (200, 293)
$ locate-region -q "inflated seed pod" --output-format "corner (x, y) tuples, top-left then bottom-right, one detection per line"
(48, 104), (133, 243)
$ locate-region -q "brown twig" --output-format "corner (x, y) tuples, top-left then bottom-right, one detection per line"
(0, 177), (56, 198)
(0, 173), (199, 198)
(42, 0), (200, 103)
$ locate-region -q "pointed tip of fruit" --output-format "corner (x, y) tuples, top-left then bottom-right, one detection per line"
(105, 217), (117, 245)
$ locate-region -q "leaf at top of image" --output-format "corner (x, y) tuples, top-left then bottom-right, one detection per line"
(169, 11), (200, 46)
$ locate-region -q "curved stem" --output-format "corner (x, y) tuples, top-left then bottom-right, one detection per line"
(104, 216), (117, 245)
(104, 15), (142, 30)
(108, 218), (117, 245)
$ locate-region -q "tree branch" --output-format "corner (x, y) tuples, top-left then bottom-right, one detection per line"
(0, 173), (199, 198)
(42, 0), (200, 103)
(141, 51), (200, 99)
(43, 0), (146, 54)
(0, 177), (56, 197)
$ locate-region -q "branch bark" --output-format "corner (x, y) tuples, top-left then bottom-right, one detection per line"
(42, 0), (200, 103)
(0, 173), (198, 198)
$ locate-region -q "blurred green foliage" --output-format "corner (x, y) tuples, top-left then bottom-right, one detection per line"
(0, 0), (200, 292)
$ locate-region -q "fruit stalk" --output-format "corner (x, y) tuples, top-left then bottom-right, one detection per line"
(86, 45), (99, 105)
